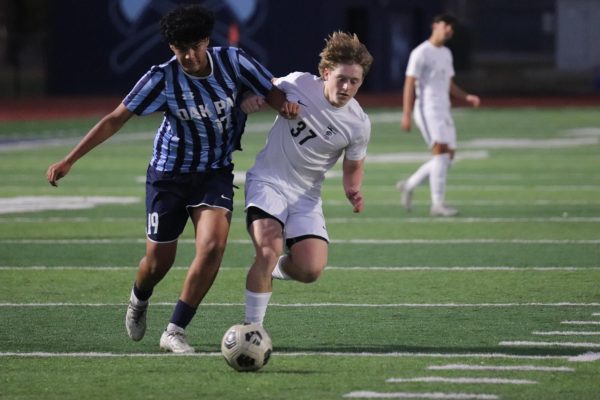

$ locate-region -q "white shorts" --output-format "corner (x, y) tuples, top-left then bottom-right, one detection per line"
(414, 106), (456, 149)
(244, 178), (329, 242)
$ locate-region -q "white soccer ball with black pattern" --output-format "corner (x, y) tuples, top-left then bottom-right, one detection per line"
(221, 323), (272, 372)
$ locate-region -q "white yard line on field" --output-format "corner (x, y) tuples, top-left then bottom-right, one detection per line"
(385, 376), (537, 385)
(343, 391), (499, 399)
(322, 199), (600, 206)
(0, 351), (570, 361)
(561, 321), (600, 325)
(1, 302), (600, 308)
(4, 216), (600, 223)
(427, 364), (574, 372)
(325, 217), (600, 223)
(568, 352), (600, 362)
(532, 331), (600, 336)
(2, 239), (599, 245)
(499, 341), (600, 348)
(368, 185), (600, 192)
(1, 265), (598, 272)
(325, 266), (597, 271)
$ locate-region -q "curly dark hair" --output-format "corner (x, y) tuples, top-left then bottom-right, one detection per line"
(159, 4), (215, 47)
(433, 13), (457, 27)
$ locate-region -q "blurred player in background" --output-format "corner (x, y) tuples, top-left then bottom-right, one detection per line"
(46, 4), (296, 353)
(239, 32), (373, 327)
(397, 14), (480, 216)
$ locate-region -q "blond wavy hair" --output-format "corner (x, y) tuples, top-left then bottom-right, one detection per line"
(318, 31), (373, 79)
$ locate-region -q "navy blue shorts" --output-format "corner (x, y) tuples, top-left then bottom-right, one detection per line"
(145, 165), (234, 242)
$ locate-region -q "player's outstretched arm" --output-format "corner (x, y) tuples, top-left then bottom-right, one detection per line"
(342, 157), (365, 213)
(450, 80), (480, 108)
(46, 103), (134, 186)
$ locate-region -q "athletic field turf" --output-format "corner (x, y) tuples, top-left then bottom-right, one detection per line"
(1, 106), (599, 399)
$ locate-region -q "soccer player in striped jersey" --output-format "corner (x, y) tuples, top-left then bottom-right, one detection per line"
(397, 14), (480, 217)
(239, 32), (373, 328)
(46, 4), (297, 353)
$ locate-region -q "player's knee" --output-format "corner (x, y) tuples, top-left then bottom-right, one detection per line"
(254, 246), (281, 269)
(195, 238), (227, 265)
(294, 261), (326, 283)
(140, 255), (173, 281)
(431, 142), (451, 154)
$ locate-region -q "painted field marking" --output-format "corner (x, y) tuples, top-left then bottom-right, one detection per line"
(561, 321), (600, 325)
(568, 352), (600, 362)
(328, 239), (600, 245)
(323, 199), (600, 206)
(0, 351), (570, 360)
(2, 265), (599, 272)
(326, 217), (600, 224)
(369, 184), (600, 192)
(2, 238), (599, 245)
(2, 198), (600, 214)
(427, 364), (574, 372)
(592, 313), (600, 316)
(499, 341), (600, 348)
(366, 150), (488, 164)
(2, 302), (600, 308)
(4, 216), (600, 224)
(386, 377), (537, 385)
(0, 196), (139, 214)
(532, 331), (600, 336)
(459, 137), (599, 150)
(343, 391), (499, 399)
(326, 266), (597, 272)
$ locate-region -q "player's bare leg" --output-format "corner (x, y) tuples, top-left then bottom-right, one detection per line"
(126, 240), (177, 341)
(279, 238), (328, 283)
(244, 218), (285, 324)
(160, 206), (231, 353)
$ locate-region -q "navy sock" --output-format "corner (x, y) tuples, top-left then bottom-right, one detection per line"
(133, 283), (153, 302)
(169, 299), (198, 329)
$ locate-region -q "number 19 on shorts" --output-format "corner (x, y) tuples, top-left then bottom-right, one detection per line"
(147, 212), (159, 235)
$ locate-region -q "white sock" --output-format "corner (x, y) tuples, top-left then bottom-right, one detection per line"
(244, 290), (272, 325)
(406, 159), (433, 190)
(129, 289), (148, 307)
(430, 153), (450, 207)
(166, 323), (184, 333)
(272, 254), (292, 280)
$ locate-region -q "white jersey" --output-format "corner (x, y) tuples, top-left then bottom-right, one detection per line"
(405, 40), (455, 114)
(246, 72), (370, 197)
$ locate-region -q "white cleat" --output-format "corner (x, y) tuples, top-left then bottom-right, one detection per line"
(430, 205), (459, 217)
(395, 180), (413, 212)
(160, 330), (195, 354)
(125, 301), (148, 341)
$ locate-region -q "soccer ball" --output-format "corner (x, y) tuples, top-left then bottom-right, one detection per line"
(221, 323), (272, 372)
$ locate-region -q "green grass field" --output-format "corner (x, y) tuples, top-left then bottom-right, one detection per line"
(1, 106), (599, 399)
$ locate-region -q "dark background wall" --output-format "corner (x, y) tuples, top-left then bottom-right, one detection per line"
(42, 0), (442, 95)
(0, 0), (598, 98)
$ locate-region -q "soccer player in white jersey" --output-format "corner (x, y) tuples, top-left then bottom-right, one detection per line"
(239, 32), (373, 327)
(397, 14), (480, 216)
(46, 5), (297, 353)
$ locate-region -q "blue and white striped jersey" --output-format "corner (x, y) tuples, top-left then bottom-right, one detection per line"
(123, 47), (273, 172)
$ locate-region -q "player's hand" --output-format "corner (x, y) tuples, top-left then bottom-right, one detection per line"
(279, 101), (300, 120)
(346, 190), (364, 213)
(46, 160), (72, 187)
(466, 94), (481, 108)
(240, 94), (265, 114)
(401, 113), (412, 132)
